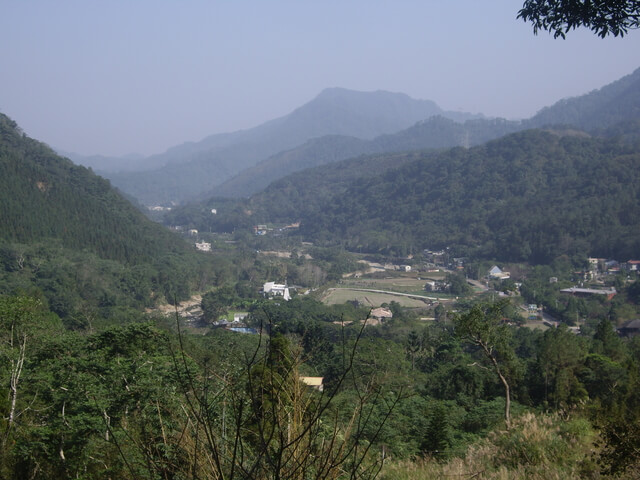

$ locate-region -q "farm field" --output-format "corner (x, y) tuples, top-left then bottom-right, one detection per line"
(339, 272), (451, 297)
(321, 288), (435, 308)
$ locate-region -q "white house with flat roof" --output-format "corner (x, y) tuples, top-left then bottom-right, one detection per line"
(195, 242), (211, 252)
(263, 281), (291, 301)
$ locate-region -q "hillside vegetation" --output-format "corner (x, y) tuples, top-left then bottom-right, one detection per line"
(214, 116), (522, 198)
(527, 66), (640, 131)
(0, 113), (216, 320)
(3, 66), (640, 480)
(2, 291), (640, 479)
(109, 67), (640, 205)
(0, 115), (186, 264)
(295, 130), (640, 261)
(103, 88), (478, 205)
(171, 128), (640, 263)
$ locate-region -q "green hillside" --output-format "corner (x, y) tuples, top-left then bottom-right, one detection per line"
(102, 88), (479, 205)
(527, 66), (640, 130)
(298, 130), (640, 262)
(0, 114), (188, 263)
(0, 113), (213, 319)
(183, 67), (640, 202)
(213, 117), (522, 198)
(163, 149), (429, 232)
(183, 128), (640, 264)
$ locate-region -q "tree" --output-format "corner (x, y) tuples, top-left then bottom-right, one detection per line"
(434, 304), (446, 322)
(201, 285), (237, 322)
(0, 296), (60, 449)
(445, 272), (472, 296)
(170, 314), (402, 480)
(535, 324), (588, 409)
(453, 301), (517, 429)
(518, 0), (640, 38)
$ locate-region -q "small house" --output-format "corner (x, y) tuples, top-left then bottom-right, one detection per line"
(488, 266), (510, 280)
(625, 260), (640, 271)
(262, 281), (291, 301)
(233, 312), (248, 323)
(195, 242), (211, 252)
(618, 319), (640, 337)
(300, 377), (324, 391)
(370, 307), (393, 322)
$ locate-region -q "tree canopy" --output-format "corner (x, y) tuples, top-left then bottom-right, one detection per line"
(518, 0), (640, 38)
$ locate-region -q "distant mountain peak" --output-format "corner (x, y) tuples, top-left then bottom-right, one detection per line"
(315, 87), (413, 100)
(308, 87), (440, 112)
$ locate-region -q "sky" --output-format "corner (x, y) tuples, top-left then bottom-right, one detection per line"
(1, 1), (639, 157)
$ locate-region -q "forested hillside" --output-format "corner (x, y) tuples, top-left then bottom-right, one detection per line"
(163, 149), (429, 231)
(180, 128), (640, 263)
(213, 116), (522, 198)
(2, 292), (640, 479)
(0, 113), (216, 320)
(0, 115), (186, 264)
(104, 88), (477, 205)
(299, 129), (640, 261)
(293, 130), (640, 261)
(3, 113), (640, 480)
(179, 67), (640, 202)
(527, 66), (640, 131)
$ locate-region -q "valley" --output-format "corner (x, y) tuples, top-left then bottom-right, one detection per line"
(2, 61), (640, 479)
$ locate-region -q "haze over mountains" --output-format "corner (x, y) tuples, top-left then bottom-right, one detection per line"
(212, 66), (640, 200)
(213, 116), (522, 199)
(69, 88), (482, 205)
(5, 64), (636, 269)
(218, 67), (640, 195)
(67, 67), (640, 207)
(162, 66), (640, 264)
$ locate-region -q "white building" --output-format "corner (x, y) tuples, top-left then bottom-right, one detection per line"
(300, 376), (324, 391)
(263, 281), (291, 301)
(195, 242), (211, 252)
(233, 312), (248, 322)
(488, 265), (510, 280)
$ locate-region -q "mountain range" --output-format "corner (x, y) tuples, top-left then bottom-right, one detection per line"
(213, 66), (640, 199)
(164, 67), (640, 263)
(212, 116), (522, 198)
(9, 64), (639, 268)
(70, 88), (482, 205)
(71, 67), (640, 206)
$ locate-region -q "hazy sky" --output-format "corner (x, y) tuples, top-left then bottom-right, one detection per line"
(2, 1), (639, 157)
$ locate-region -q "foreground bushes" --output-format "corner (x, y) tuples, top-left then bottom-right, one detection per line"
(381, 413), (601, 480)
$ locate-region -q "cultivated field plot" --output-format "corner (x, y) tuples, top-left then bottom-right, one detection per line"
(523, 319), (550, 331)
(321, 288), (437, 308)
(340, 273), (448, 297)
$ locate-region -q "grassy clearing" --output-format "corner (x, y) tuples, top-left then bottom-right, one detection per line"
(340, 274), (454, 298)
(380, 413), (600, 480)
(523, 319), (550, 331)
(321, 288), (433, 308)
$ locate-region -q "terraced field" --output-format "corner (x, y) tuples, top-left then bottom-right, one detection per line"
(322, 271), (456, 307)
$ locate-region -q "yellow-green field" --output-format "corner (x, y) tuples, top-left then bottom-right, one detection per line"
(340, 274), (448, 296)
(523, 319), (550, 330)
(321, 288), (440, 308)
